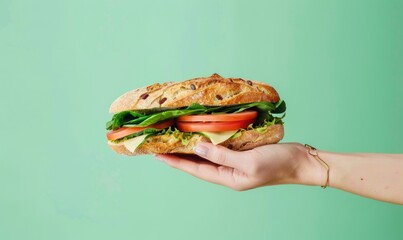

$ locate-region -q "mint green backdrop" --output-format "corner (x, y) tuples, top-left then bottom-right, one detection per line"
(1, 1), (402, 239)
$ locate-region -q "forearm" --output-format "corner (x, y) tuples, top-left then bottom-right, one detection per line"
(306, 150), (403, 204)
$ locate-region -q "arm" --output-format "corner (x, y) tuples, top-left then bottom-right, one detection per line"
(155, 143), (403, 205)
(321, 150), (403, 204)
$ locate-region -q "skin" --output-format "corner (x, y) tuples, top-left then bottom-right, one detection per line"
(155, 142), (403, 205)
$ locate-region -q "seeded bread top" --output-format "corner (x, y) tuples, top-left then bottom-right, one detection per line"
(109, 73), (280, 113)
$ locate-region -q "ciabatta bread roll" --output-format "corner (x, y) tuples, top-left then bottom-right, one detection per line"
(106, 74), (285, 155)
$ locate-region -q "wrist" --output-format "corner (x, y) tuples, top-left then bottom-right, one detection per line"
(293, 144), (332, 187)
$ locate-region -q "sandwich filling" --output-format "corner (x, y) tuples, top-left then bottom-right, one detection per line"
(106, 101), (286, 152)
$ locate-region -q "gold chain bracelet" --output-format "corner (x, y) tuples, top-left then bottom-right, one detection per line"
(304, 144), (330, 188)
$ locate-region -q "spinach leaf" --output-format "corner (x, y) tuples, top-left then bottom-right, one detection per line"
(106, 110), (145, 130)
(111, 127), (160, 143)
(272, 100), (286, 114)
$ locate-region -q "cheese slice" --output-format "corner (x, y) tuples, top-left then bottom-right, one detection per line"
(123, 135), (148, 153)
(200, 130), (238, 145)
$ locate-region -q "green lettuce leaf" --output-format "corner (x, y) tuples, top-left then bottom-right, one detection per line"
(106, 101), (286, 130)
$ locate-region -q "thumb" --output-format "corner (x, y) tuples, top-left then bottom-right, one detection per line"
(193, 142), (248, 169)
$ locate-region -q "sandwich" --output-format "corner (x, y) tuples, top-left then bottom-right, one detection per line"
(106, 73), (286, 155)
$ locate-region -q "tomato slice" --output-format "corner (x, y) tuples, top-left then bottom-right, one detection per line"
(176, 119), (254, 132)
(176, 110), (257, 122)
(106, 119), (174, 141)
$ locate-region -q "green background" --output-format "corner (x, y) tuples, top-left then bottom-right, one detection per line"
(1, 0), (402, 239)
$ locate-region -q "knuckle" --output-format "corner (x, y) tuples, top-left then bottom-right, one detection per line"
(209, 147), (229, 165)
(248, 164), (260, 176)
(232, 186), (244, 191)
(230, 184), (248, 191)
(247, 156), (261, 175)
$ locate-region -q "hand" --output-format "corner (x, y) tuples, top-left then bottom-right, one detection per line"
(155, 142), (403, 204)
(155, 142), (318, 191)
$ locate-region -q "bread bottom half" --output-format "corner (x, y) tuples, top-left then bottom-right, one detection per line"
(108, 124), (284, 156)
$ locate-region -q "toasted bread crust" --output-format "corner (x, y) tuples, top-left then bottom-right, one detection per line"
(109, 73), (280, 113)
(108, 124), (284, 156)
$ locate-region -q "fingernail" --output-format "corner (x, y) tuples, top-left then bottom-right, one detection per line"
(193, 144), (208, 158)
(154, 155), (166, 162)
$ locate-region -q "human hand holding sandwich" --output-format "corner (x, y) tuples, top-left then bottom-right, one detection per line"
(155, 143), (403, 205)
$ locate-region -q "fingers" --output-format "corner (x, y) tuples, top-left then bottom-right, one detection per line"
(193, 142), (249, 169)
(155, 154), (235, 187)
